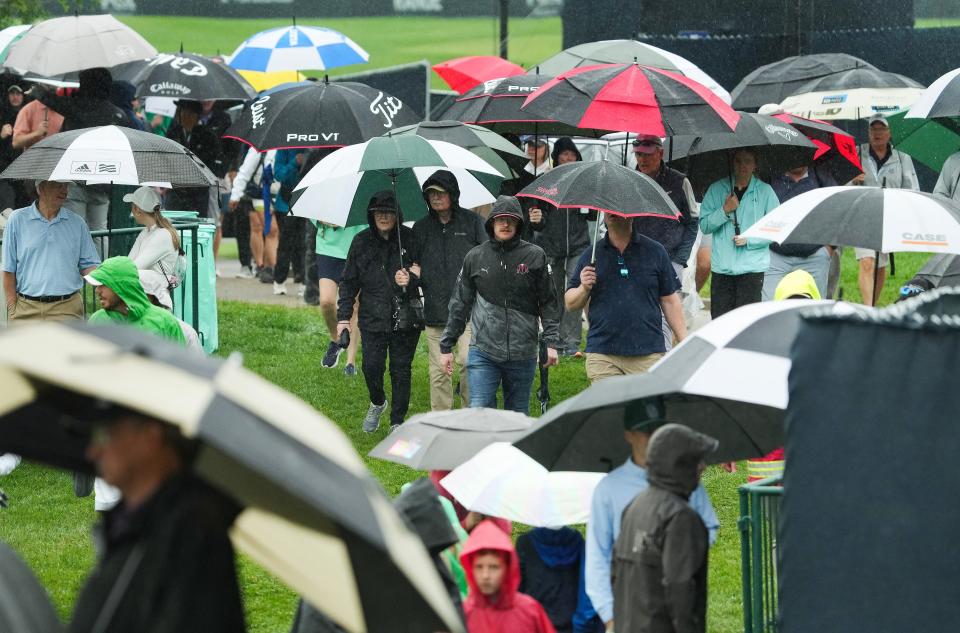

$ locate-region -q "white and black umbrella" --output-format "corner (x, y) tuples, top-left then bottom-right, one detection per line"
(224, 80), (420, 151)
(0, 125), (217, 188)
(112, 52), (257, 101)
(778, 68), (923, 121)
(368, 408), (532, 470)
(741, 186), (960, 255)
(2, 14), (156, 76)
(906, 67), (960, 120)
(0, 323), (463, 633)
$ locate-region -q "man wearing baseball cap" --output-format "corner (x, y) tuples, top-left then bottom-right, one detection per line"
(86, 255), (186, 344)
(851, 113), (919, 305)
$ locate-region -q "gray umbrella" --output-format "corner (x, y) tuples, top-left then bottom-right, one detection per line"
(918, 253), (960, 287)
(0, 125), (217, 188)
(368, 408), (533, 470)
(3, 14), (156, 76)
(0, 540), (63, 633)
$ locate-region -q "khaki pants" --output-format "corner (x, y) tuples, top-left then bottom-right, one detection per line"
(585, 352), (664, 384)
(425, 324), (471, 411)
(8, 293), (83, 323)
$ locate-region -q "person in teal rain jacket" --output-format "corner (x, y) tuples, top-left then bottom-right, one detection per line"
(699, 148), (779, 318)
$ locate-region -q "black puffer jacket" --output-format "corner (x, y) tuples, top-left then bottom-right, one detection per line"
(612, 424), (719, 633)
(413, 170), (487, 326)
(440, 196), (560, 361)
(337, 206), (420, 334)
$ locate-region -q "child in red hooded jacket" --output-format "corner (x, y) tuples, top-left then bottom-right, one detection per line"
(460, 520), (556, 633)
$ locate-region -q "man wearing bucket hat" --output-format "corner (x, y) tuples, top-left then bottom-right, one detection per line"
(584, 397), (718, 631)
(86, 256), (186, 345)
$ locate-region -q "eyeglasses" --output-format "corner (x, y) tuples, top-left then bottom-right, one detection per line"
(617, 254), (629, 279)
(426, 190), (448, 199)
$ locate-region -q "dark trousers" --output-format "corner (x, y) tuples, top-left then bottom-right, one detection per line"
(710, 272), (764, 319)
(303, 221), (319, 303)
(360, 329), (421, 426)
(232, 201), (252, 268)
(274, 213), (306, 283)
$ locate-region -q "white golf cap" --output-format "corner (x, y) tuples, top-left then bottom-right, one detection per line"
(123, 186), (162, 212)
(867, 114), (890, 127)
(83, 272), (103, 286)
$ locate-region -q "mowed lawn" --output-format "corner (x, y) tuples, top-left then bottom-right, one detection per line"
(118, 15), (562, 89)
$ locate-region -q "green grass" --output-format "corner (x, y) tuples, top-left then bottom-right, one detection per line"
(117, 15), (562, 90)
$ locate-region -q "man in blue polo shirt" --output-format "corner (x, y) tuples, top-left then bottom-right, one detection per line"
(2, 179), (100, 322)
(566, 212), (686, 383)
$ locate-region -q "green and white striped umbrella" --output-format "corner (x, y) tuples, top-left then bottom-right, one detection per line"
(291, 135), (503, 227)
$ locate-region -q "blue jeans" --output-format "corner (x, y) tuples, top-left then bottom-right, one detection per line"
(467, 347), (537, 414)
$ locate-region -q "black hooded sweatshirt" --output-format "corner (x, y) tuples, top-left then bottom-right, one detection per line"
(440, 195), (560, 361)
(612, 424), (719, 633)
(413, 170), (487, 327)
(337, 200), (420, 333)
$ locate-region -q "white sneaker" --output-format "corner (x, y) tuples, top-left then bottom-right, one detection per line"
(273, 282), (287, 295)
(0, 453), (21, 476)
(216, 268), (223, 278)
(297, 284), (306, 297)
(236, 266), (255, 279)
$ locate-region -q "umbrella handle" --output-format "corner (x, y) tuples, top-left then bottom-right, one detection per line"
(591, 211), (603, 264)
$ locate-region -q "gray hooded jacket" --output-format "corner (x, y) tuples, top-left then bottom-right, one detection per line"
(612, 424), (719, 633)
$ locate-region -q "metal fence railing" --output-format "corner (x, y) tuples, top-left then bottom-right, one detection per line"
(739, 475), (783, 633)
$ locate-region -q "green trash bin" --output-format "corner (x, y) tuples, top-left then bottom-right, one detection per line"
(107, 184), (139, 258)
(163, 210), (218, 354)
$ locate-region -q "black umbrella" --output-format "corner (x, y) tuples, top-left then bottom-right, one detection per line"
(0, 323), (463, 633)
(918, 253), (960, 288)
(730, 53), (877, 110)
(665, 112), (818, 194)
(0, 540), (64, 633)
(512, 372), (783, 472)
(789, 67), (922, 94)
(224, 80), (421, 151)
(112, 52), (257, 101)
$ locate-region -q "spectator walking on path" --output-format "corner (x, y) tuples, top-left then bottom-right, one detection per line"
(69, 408), (245, 633)
(230, 147), (279, 282)
(165, 99), (223, 219)
(527, 137), (595, 356)
(316, 221), (363, 374)
(337, 191), (422, 433)
(2, 179), (99, 322)
(700, 148), (778, 318)
(461, 519), (557, 633)
(413, 170), (486, 410)
(271, 149), (307, 296)
(440, 196), (560, 414)
(565, 213), (686, 383)
(585, 400), (718, 631)
(125, 186), (181, 281)
(612, 423), (718, 633)
(851, 114), (919, 305)
(762, 165), (836, 300)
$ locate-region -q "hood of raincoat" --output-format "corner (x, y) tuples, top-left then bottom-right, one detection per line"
(366, 189), (405, 242)
(646, 423), (719, 499)
(394, 478), (460, 556)
(421, 169), (462, 212)
(773, 269), (821, 301)
(461, 519), (521, 610)
(88, 256), (152, 321)
(79, 67), (113, 101)
(550, 136), (582, 164)
(528, 526), (582, 569)
(484, 195), (525, 243)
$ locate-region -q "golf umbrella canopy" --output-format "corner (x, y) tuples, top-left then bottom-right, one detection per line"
(0, 323), (463, 633)
(0, 540), (63, 633)
(918, 253), (960, 288)
(439, 443), (604, 527)
(368, 408), (532, 470)
(0, 25), (31, 68)
(228, 24), (368, 72)
(384, 120), (528, 179)
(224, 80), (420, 151)
(771, 112), (863, 183)
(521, 63), (740, 137)
(0, 125), (217, 188)
(532, 39), (731, 104)
(2, 14), (156, 76)
(730, 53), (877, 110)
(888, 110), (960, 172)
(112, 52), (257, 101)
(292, 135), (503, 226)
(741, 186), (960, 255)
(516, 159), (679, 218)
(512, 371), (784, 471)
(906, 67), (960, 120)
(433, 55), (525, 94)
(778, 69), (923, 121)
(668, 112), (818, 193)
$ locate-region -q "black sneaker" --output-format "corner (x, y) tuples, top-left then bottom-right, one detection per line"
(343, 363), (356, 377)
(258, 266), (274, 283)
(321, 341), (343, 368)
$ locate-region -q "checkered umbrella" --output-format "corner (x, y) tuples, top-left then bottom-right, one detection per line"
(0, 125), (217, 188)
(228, 23), (368, 72)
(0, 322), (463, 633)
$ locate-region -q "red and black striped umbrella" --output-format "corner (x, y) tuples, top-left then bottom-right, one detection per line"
(520, 63), (740, 137)
(772, 112), (863, 183)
